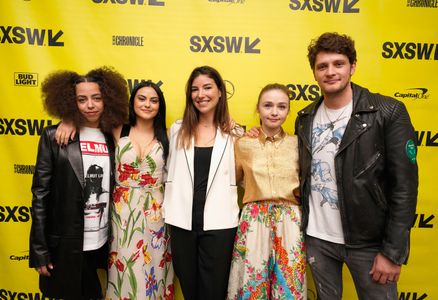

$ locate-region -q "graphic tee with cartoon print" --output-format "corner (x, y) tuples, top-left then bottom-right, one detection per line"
(306, 101), (352, 244)
(80, 127), (110, 251)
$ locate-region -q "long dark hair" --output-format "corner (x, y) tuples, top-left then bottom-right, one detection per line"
(129, 80), (169, 162)
(178, 66), (231, 149)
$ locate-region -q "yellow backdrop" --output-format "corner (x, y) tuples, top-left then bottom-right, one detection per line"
(1, 1), (436, 299)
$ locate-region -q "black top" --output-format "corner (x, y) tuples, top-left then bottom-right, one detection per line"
(192, 146), (213, 231)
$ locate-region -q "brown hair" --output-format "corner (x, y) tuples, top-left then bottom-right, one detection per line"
(41, 66), (128, 133)
(178, 66), (231, 149)
(257, 83), (291, 111)
(307, 32), (357, 70)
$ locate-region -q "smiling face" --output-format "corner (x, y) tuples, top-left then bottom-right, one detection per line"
(257, 88), (290, 136)
(133, 86), (159, 121)
(191, 74), (221, 117)
(75, 82), (104, 128)
(313, 51), (356, 98)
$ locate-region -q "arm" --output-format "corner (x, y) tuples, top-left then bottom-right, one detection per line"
(234, 138), (244, 186)
(54, 120), (76, 146)
(29, 127), (56, 275)
(370, 100), (418, 283)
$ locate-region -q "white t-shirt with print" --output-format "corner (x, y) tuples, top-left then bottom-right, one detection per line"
(80, 127), (110, 251)
(306, 101), (352, 244)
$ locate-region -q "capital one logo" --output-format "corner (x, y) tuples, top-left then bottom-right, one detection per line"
(0, 26), (64, 46)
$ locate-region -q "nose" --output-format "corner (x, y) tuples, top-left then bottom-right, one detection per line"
(271, 106), (278, 116)
(326, 64), (335, 76)
(86, 99), (95, 108)
(144, 99), (151, 107)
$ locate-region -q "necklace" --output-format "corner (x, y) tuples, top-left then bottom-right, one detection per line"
(323, 103), (349, 127)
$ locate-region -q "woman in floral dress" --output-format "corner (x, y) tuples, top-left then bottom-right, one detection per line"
(227, 84), (306, 299)
(106, 81), (174, 300)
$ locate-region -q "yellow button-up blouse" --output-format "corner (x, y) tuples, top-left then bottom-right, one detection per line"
(234, 128), (300, 205)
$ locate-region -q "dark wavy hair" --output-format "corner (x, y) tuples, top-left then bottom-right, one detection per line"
(41, 66), (128, 133)
(129, 80), (169, 162)
(178, 65), (231, 149)
(307, 32), (357, 70)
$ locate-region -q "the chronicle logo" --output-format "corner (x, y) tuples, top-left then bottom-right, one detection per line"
(190, 36), (261, 54)
(14, 164), (35, 175)
(14, 72), (38, 87)
(287, 83), (320, 101)
(92, 0), (165, 5)
(113, 35), (144, 46)
(289, 0), (360, 13)
(382, 42), (438, 60)
(407, 0), (437, 8)
(394, 88), (430, 100)
(0, 25), (64, 46)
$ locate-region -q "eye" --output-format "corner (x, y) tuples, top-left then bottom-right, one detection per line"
(150, 98), (159, 104)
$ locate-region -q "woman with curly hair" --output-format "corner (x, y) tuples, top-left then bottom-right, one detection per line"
(55, 80), (174, 299)
(29, 66), (128, 300)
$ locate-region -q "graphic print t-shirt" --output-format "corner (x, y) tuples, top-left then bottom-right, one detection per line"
(306, 101), (352, 244)
(80, 127), (110, 251)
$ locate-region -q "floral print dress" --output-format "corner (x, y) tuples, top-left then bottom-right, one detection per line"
(106, 136), (174, 300)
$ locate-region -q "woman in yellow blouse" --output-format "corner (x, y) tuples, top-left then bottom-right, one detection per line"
(227, 84), (306, 299)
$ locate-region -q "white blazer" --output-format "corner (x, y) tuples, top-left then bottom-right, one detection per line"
(163, 121), (239, 231)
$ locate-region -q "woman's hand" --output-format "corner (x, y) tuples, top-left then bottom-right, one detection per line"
(36, 263), (54, 277)
(246, 126), (261, 138)
(55, 121), (76, 146)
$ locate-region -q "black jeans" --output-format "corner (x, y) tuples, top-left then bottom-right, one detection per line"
(306, 235), (398, 300)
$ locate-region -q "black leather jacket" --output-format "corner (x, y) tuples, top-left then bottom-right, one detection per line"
(295, 83), (418, 265)
(29, 125), (114, 298)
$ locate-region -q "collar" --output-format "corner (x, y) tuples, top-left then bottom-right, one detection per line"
(258, 127), (286, 147)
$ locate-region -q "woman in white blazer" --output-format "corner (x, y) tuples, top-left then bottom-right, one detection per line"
(164, 66), (241, 300)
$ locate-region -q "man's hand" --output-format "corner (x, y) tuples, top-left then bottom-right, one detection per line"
(369, 252), (401, 284)
(55, 121), (76, 146)
(36, 263), (54, 277)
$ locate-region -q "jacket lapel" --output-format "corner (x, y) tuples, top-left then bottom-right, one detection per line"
(67, 134), (85, 189)
(206, 128), (228, 197)
(183, 137), (195, 188)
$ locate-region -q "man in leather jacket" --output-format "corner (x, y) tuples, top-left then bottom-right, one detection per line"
(295, 32), (418, 300)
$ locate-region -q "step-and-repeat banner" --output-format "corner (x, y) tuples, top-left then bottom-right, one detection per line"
(1, 1), (436, 299)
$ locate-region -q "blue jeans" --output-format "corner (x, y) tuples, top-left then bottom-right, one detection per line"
(306, 235), (398, 300)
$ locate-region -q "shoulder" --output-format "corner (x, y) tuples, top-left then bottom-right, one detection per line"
(235, 136), (259, 150)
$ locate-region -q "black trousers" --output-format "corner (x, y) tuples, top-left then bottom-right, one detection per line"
(78, 244), (108, 300)
(170, 225), (236, 300)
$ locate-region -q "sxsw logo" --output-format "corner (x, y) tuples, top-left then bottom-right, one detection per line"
(289, 0), (360, 13)
(0, 26), (64, 46)
(127, 79), (163, 94)
(0, 206), (31, 222)
(415, 131), (438, 147)
(0, 118), (53, 136)
(0, 289), (57, 300)
(394, 88), (430, 100)
(92, 0), (165, 5)
(399, 291), (428, 300)
(190, 36), (261, 54)
(382, 42), (438, 60)
(287, 84), (320, 101)
(14, 73), (38, 87)
(413, 213), (434, 228)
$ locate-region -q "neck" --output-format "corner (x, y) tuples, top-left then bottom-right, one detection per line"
(261, 125), (281, 137)
(198, 112), (215, 128)
(323, 83), (353, 109)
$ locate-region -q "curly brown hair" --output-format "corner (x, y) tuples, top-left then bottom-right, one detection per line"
(41, 66), (128, 133)
(307, 32), (357, 70)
